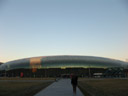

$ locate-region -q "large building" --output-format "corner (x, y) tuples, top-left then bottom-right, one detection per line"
(0, 55), (128, 77)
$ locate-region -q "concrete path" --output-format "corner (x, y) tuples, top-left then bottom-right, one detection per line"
(34, 79), (84, 96)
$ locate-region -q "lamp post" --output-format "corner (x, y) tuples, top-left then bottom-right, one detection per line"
(89, 64), (91, 78)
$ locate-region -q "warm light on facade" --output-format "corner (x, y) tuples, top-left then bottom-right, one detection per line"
(30, 57), (42, 68)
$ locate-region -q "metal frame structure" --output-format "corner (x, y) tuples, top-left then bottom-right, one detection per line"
(0, 55), (128, 77)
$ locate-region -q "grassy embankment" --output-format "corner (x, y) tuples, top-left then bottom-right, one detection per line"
(78, 78), (128, 96)
(0, 78), (53, 96)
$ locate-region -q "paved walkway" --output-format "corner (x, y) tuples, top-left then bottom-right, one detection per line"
(34, 79), (84, 96)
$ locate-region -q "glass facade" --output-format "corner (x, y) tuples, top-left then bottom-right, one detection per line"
(0, 55), (127, 71)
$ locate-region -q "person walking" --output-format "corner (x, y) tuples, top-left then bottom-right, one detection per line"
(71, 74), (78, 95)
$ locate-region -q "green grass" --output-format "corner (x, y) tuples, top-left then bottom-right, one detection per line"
(0, 81), (53, 96)
(78, 79), (128, 96)
(0, 77), (55, 80)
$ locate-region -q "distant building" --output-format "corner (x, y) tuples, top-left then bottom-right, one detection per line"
(0, 62), (3, 65)
(0, 55), (128, 78)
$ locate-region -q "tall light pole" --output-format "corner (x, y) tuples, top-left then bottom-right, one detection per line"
(89, 64), (91, 78)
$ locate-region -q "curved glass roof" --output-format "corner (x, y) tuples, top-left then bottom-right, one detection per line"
(0, 55), (128, 70)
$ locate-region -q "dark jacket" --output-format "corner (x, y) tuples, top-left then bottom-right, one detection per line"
(71, 75), (78, 85)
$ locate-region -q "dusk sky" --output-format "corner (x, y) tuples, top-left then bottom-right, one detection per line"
(0, 0), (128, 62)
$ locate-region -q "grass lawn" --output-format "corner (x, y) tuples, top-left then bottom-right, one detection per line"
(0, 77), (55, 80)
(0, 81), (53, 96)
(78, 79), (128, 96)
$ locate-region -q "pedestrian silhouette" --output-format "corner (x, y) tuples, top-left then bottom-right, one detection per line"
(71, 74), (78, 95)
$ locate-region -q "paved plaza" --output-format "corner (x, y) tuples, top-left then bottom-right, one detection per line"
(34, 79), (84, 96)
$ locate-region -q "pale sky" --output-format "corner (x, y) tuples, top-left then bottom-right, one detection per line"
(0, 0), (128, 62)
